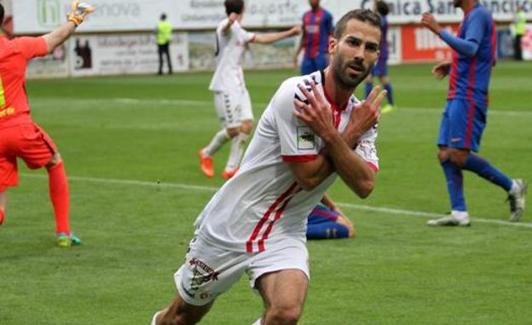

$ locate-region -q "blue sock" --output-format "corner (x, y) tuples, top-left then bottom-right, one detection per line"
(441, 159), (467, 211)
(365, 82), (373, 98)
(306, 221), (349, 239)
(383, 83), (394, 105)
(463, 154), (513, 192)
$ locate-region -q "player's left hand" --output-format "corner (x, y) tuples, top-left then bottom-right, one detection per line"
(293, 81), (336, 141)
(344, 86), (386, 145)
(421, 12), (442, 35)
(67, 0), (95, 26)
(289, 25), (302, 36)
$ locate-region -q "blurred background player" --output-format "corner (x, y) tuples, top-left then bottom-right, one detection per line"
(198, 0), (300, 179)
(294, 0), (334, 75)
(512, 4), (526, 61)
(156, 13), (173, 75)
(421, 0), (527, 226)
(306, 194), (355, 240)
(0, 0), (94, 247)
(365, 0), (395, 113)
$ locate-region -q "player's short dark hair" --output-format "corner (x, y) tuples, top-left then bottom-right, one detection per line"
(376, 1), (390, 16)
(224, 0), (244, 16)
(333, 9), (381, 39)
(160, 13), (167, 20)
(0, 4), (4, 25)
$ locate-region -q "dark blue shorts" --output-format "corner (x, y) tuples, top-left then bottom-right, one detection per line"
(301, 55), (328, 75)
(437, 98), (487, 152)
(371, 56), (388, 77)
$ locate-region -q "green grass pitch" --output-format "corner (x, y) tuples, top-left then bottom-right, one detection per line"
(1, 62), (532, 324)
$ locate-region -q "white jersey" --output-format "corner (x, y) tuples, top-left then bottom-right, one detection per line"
(208, 19), (256, 93)
(196, 71), (379, 253)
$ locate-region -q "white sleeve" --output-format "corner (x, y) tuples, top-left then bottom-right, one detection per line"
(234, 23), (256, 43)
(272, 79), (320, 162)
(354, 125), (379, 171)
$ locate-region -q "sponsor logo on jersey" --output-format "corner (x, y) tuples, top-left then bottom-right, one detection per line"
(297, 126), (316, 150)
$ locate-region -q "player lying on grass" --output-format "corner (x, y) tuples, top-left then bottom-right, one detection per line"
(307, 194), (355, 239)
(0, 1), (94, 247)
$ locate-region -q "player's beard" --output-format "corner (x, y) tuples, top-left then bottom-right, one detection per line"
(333, 55), (373, 89)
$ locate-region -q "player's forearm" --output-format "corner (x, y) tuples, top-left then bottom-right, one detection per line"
(43, 22), (77, 53)
(255, 29), (293, 44)
(324, 132), (375, 198)
(439, 30), (478, 57)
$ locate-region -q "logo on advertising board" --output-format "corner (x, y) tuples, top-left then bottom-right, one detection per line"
(37, 0), (61, 27)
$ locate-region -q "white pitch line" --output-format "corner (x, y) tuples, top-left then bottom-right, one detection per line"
(21, 173), (532, 229)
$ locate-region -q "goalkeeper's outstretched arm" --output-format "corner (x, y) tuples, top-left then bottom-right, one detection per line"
(42, 0), (94, 53)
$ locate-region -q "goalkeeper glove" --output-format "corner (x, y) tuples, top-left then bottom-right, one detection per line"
(67, 0), (95, 26)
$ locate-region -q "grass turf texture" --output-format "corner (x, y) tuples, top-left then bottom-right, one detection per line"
(1, 62), (531, 324)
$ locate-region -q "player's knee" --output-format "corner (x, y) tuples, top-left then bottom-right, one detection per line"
(45, 153), (63, 169)
(448, 150), (468, 167)
(437, 150), (449, 163)
(240, 121), (253, 134)
(226, 127), (240, 138)
(267, 304), (302, 325)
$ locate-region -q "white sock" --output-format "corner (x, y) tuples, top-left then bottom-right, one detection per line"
(251, 318), (262, 325)
(509, 180), (519, 195)
(451, 210), (469, 220)
(204, 129), (230, 157)
(151, 311), (161, 325)
(225, 132), (249, 171)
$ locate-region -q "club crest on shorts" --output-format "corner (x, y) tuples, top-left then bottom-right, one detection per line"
(297, 126), (316, 150)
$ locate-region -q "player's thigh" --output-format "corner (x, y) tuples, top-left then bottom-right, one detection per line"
(13, 123), (56, 170)
(315, 55), (328, 71)
(238, 90), (254, 123)
(248, 238), (309, 298)
(300, 58), (316, 75)
(447, 99), (484, 151)
(213, 91), (241, 129)
(175, 235), (249, 307)
(0, 148), (17, 191)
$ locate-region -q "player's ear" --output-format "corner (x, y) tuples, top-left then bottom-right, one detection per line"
(328, 37), (337, 55)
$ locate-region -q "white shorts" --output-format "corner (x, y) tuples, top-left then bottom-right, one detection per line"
(174, 235), (309, 306)
(213, 90), (254, 129)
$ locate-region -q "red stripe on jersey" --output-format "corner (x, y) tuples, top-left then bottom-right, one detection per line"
(246, 182), (299, 253)
(257, 187), (300, 252)
(282, 155), (318, 162)
(303, 12), (312, 55)
(464, 57), (477, 148)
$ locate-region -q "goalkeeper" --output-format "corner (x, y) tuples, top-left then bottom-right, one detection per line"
(0, 1), (94, 247)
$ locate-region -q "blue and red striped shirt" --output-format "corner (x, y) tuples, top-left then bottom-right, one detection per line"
(302, 7), (334, 59)
(446, 4), (496, 106)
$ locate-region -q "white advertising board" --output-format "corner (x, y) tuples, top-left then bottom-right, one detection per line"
(12, 0), (532, 33)
(69, 33), (188, 76)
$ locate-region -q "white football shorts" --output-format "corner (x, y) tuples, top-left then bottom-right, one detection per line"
(174, 235), (309, 306)
(213, 89), (254, 129)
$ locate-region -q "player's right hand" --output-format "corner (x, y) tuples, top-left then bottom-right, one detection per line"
(67, 0), (95, 26)
(432, 60), (451, 80)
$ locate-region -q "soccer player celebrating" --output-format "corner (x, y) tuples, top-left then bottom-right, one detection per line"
(421, 0), (527, 226)
(294, 0), (334, 75)
(0, 1), (94, 246)
(152, 9), (385, 325)
(199, 0), (300, 180)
